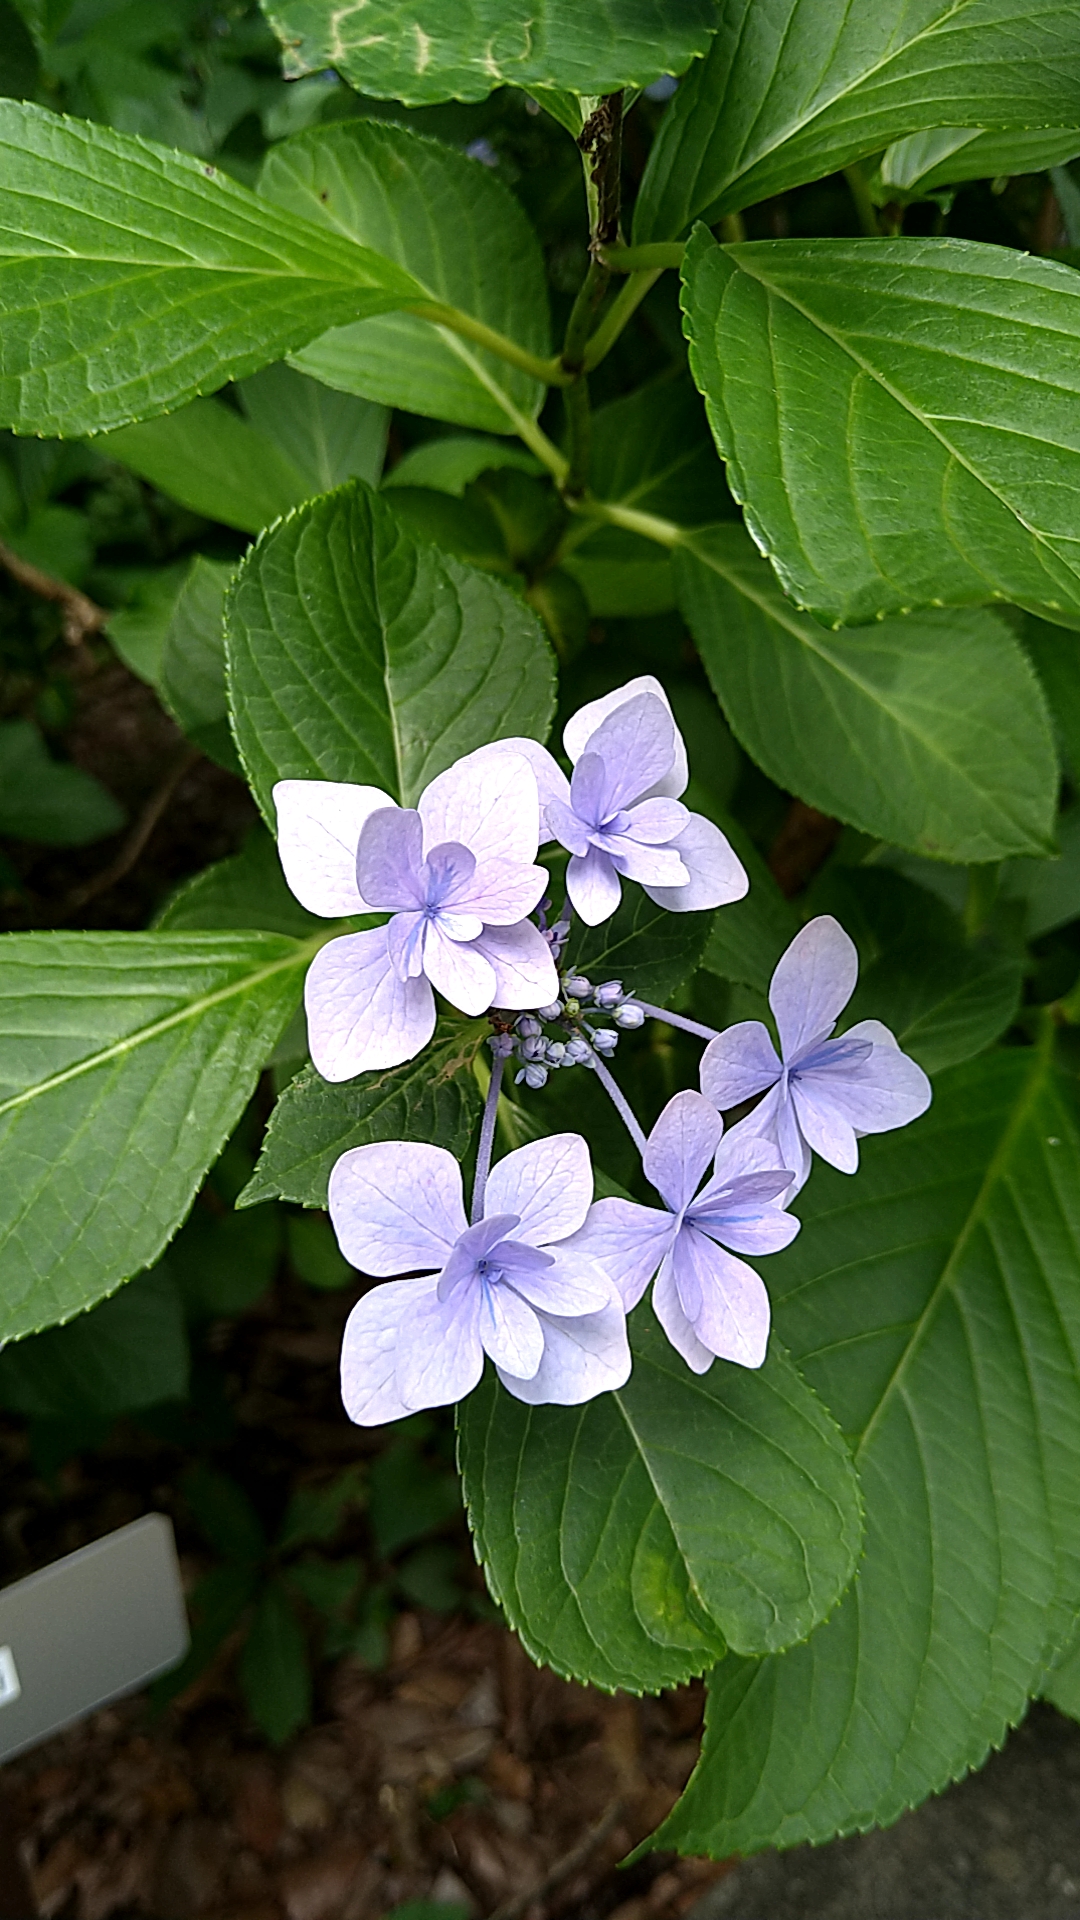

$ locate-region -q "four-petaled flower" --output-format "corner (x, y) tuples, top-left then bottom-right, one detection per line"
(700, 916), (932, 1195)
(567, 1090), (798, 1372)
(331, 1135), (630, 1423)
(275, 748), (558, 1079)
(505, 677), (748, 925)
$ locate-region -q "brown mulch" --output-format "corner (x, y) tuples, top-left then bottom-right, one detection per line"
(6, 1618), (729, 1920)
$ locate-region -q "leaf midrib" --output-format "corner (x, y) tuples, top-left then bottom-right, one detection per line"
(0, 935), (319, 1121)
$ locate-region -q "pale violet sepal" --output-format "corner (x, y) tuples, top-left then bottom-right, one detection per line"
(273, 779), (394, 917)
(566, 1090), (797, 1373)
(700, 916), (932, 1193)
(332, 1137), (630, 1425)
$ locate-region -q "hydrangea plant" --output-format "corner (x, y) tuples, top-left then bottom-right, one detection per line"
(2, 0), (1080, 1869)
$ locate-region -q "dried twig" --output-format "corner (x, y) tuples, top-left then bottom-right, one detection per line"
(487, 1796), (626, 1920)
(0, 538), (106, 646)
(64, 742), (202, 913)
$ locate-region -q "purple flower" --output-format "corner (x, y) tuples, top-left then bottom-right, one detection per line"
(274, 747), (559, 1079)
(700, 916), (932, 1195)
(493, 677), (748, 926)
(331, 1135), (631, 1423)
(567, 1091), (797, 1372)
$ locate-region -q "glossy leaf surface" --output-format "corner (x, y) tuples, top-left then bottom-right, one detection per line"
(676, 525), (1057, 861)
(654, 1047), (1080, 1854)
(226, 479), (556, 820)
(460, 1306), (862, 1692)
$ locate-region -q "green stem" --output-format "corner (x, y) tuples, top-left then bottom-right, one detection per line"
(570, 495), (685, 548)
(843, 165), (881, 238)
(563, 376), (592, 497)
(408, 300), (570, 387)
(599, 241), (685, 272)
(511, 411), (569, 484)
(718, 212), (747, 244)
(964, 864), (1000, 938)
(582, 269), (661, 372)
(561, 258), (609, 374)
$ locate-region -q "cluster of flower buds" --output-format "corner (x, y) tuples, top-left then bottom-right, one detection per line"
(490, 972), (646, 1090)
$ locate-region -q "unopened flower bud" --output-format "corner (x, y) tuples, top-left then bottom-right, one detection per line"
(563, 1034), (592, 1065)
(537, 1001), (563, 1021)
(516, 1062), (549, 1089)
(562, 997), (581, 1019)
(545, 1041), (566, 1066)
(516, 1015), (542, 1039)
(593, 980), (624, 1009)
(518, 1033), (545, 1061)
(615, 1001), (645, 1029)
(489, 1031), (515, 1058)
(590, 1028), (619, 1055)
(563, 974), (591, 999)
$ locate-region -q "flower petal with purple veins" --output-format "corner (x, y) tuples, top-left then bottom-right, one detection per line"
(470, 918), (560, 1008)
(417, 743), (541, 867)
(421, 920), (498, 1014)
(769, 915), (858, 1060)
(700, 1022), (783, 1110)
(642, 812), (749, 914)
(653, 1250), (715, 1374)
(563, 676), (688, 800)
(305, 928), (436, 1079)
(673, 1225), (770, 1369)
(485, 1134), (595, 1247)
(476, 1279), (545, 1378)
(273, 778), (395, 917)
(567, 844), (623, 923)
(355, 807), (426, 911)
(563, 1197), (676, 1309)
(497, 1292), (631, 1404)
(397, 1281), (485, 1410)
(328, 1140), (468, 1276)
(340, 1276), (439, 1426)
(643, 1089), (724, 1214)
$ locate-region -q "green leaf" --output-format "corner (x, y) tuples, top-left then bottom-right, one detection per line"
(286, 1211), (355, 1290)
(0, 101), (424, 437)
(878, 127), (1080, 196)
(259, 121), (550, 434)
(1043, 1621), (1080, 1720)
(184, 1463), (268, 1565)
(106, 561), (189, 687)
(368, 1428), (463, 1558)
(239, 1580), (312, 1745)
(676, 525), (1058, 861)
(652, 1045), (1080, 1856)
(459, 1306), (862, 1692)
(277, 1465), (365, 1551)
(225, 478), (556, 821)
(239, 362), (389, 493)
(0, 1269), (188, 1417)
(167, 1203), (283, 1319)
(681, 230), (1080, 626)
(1023, 612), (1080, 778)
(0, 929), (313, 1341)
(635, 2), (1080, 238)
(240, 1029), (483, 1209)
(0, 718), (124, 844)
(383, 436), (541, 497)
(1006, 803), (1080, 938)
(154, 826), (320, 939)
(701, 816), (798, 994)
(574, 887), (713, 1004)
(158, 555), (238, 770)
(150, 1562), (260, 1712)
(97, 400), (312, 534)
(261, 0), (718, 105)
(810, 866), (1022, 1073)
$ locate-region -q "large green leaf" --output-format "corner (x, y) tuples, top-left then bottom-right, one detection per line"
(155, 826), (320, 939)
(225, 479), (556, 820)
(635, 1), (1080, 237)
(240, 1027), (483, 1209)
(682, 231), (1080, 626)
(460, 1306), (861, 1692)
(1023, 612), (1080, 779)
(652, 1045), (1080, 1856)
(97, 400), (313, 534)
(878, 127), (1080, 196)
(573, 886), (713, 1004)
(259, 121), (550, 434)
(0, 930), (315, 1341)
(0, 101), (423, 437)
(261, 0), (718, 106)
(676, 525), (1057, 862)
(238, 363), (389, 493)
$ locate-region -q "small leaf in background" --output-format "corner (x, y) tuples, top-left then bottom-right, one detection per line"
(286, 1211), (355, 1291)
(0, 931), (309, 1341)
(154, 826), (321, 939)
(701, 819), (799, 996)
(151, 1562), (260, 1712)
(368, 1428), (462, 1560)
(239, 362), (389, 493)
(106, 561), (190, 687)
(682, 231), (1080, 626)
(239, 1580), (312, 1746)
(225, 479), (556, 821)
(262, 0), (715, 107)
(182, 1463), (267, 1566)
(0, 102), (425, 438)
(677, 525), (1058, 862)
(876, 127), (1080, 198)
(98, 399), (313, 535)
(0, 719), (124, 844)
(396, 1543), (466, 1614)
(383, 436), (541, 497)
(285, 1555), (364, 1618)
(1005, 804), (1080, 940)
(277, 1466), (365, 1551)
(159, 555), (239, 771)
(241, 1029), (482, 1210)
(167, 1203), (282, 1320)
(460, 1310), (862, 1693)
(635, 0), (1080, 236)
(0, 1269), (188, 1419)
(260, 120), (551, 433)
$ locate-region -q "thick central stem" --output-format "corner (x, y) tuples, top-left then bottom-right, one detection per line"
(589, 1050), (648, 1155)
(471, 1048), (506, 1223)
